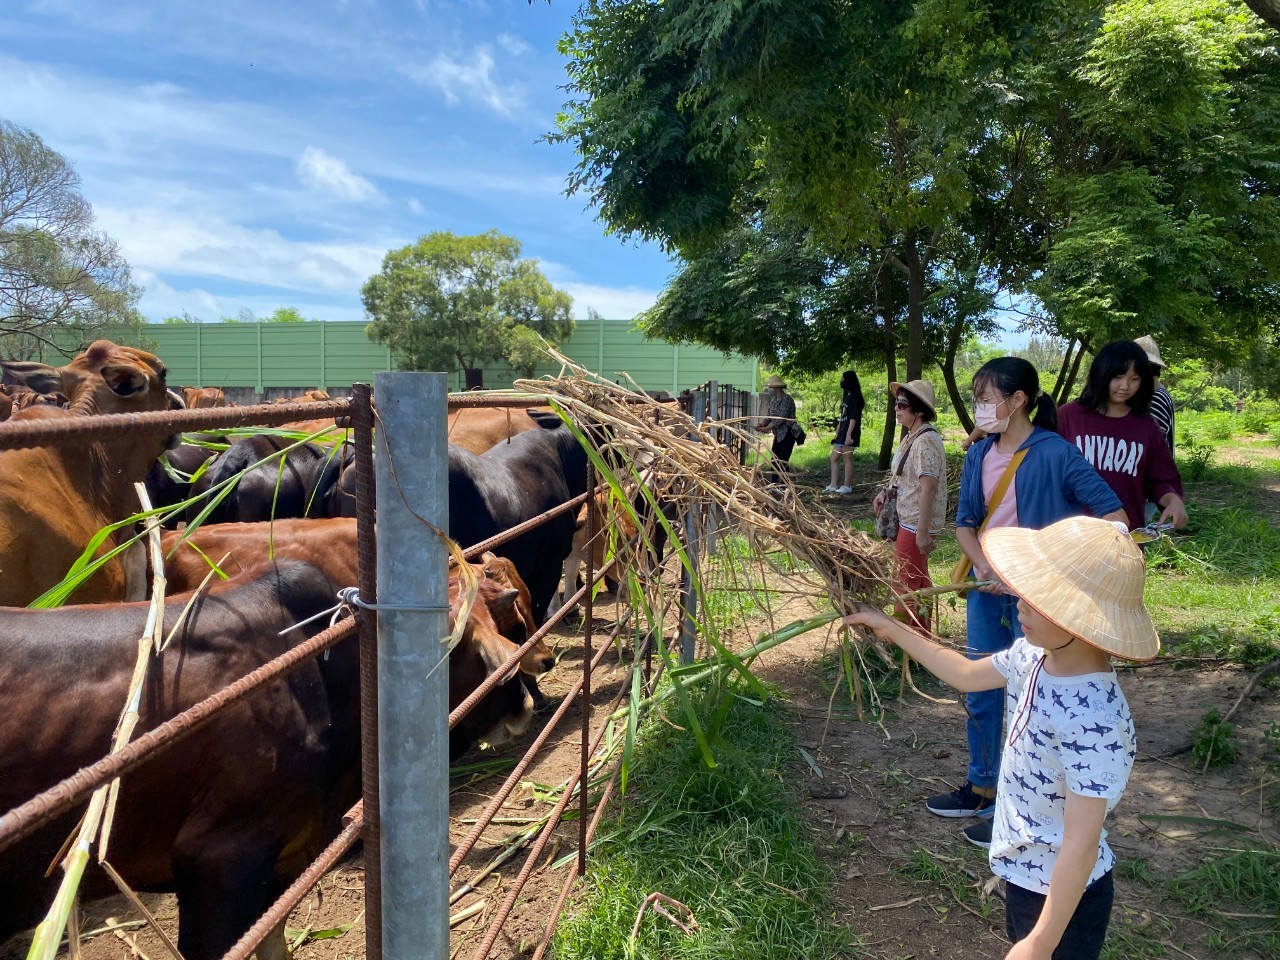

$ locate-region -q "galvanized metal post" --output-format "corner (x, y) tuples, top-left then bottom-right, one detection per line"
(678, 389), (706, 665)
(374, 372), (450, 960)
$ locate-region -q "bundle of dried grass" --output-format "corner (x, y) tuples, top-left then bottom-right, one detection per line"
(516, 352), (894, 632)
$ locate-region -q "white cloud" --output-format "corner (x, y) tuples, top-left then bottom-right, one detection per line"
(497, 33), (531, 56)
(404, 47), (524, 117)
(406, 197), (425, 215)
(133, 269), (367, 324)
(98, 206), (391, 295)
(296, 146), (381, 202)
(559, 282), (661, 321)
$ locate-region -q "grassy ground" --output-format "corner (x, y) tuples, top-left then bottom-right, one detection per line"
(552, 691), (859, 959)
(558, 424), (1278, 959)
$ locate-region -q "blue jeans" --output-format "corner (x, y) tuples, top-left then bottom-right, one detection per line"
(1005, 870), (1114, 959)
(965, 589), (1020, 789)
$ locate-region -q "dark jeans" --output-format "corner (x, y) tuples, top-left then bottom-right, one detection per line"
(1005, 870), (1114, 960)
(768, 432), (796, 482)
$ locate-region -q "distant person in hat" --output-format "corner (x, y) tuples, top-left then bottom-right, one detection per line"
(755, 374), (798, 483)
(846, 514), (1156, 960)
(873, 378), (946, 629)
(1134, 335), (1175, 453)
(824, 370), (865, 495)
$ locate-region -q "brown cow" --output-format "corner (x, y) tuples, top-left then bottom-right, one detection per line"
(552, 492), (640, 615)
(447, 405), (553, 454)
(272, 389), (331, 404)
(0, 341), (180, 605)
(161, 518), (554, 677)
(181, 386), (227, 408)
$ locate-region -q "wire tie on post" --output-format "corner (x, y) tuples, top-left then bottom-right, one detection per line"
(336, 586), (450, 614)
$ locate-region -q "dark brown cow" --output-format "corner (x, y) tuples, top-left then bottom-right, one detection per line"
(0, 341), (180, 605)
(0, 553), (539, 959)
(161, 518), (554, 678)
(0, 561), (355, 960)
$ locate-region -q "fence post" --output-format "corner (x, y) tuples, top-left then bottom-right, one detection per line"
(374, 372), (450, 960)
(705, 382), (721, 557)
(679, 389), (706, 665)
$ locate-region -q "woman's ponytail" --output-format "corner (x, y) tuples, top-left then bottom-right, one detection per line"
(1029, 390), (1057, 432)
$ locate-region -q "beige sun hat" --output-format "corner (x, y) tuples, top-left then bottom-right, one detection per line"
(1134, 335), (1166, 369)
(981, 515), (1159, 661)
(888, 378), (937, 416)
(764, 374), (788, 389)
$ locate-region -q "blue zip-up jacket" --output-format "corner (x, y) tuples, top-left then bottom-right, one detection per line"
(956, 428), (1122, 531)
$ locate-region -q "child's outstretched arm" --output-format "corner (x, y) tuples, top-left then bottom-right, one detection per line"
(1005, 792), (1109, 960)
(843, 604), (1004, 693)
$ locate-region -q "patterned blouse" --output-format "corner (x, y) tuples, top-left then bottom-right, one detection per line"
(759, 392), (797, 441)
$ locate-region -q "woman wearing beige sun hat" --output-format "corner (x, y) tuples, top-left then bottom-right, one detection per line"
(845, 514), (1154, 960)
(874, 378), (946, 631)
(755, 374), (799, 483)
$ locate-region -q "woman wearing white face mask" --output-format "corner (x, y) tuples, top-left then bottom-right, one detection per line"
(925, 357), (1128, 836)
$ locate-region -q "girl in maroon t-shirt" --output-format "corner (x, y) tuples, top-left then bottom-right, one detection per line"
(1057, 340), (1188, 531)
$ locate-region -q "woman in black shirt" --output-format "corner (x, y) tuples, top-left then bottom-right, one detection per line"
(824, 370), (865, 494)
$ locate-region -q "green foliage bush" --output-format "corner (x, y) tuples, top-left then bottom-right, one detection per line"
(1191, 708), (1237, 769)
(1239, 399), (1280, 435)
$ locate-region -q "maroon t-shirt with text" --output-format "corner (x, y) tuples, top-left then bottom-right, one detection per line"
(1057, 402), (1184, 529)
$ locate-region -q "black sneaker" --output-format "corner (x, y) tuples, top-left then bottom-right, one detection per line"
(925, 781), (995, 818)
(963, 819), (993, 849)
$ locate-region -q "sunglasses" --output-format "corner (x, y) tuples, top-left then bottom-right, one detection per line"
(893, 399), (911, 409)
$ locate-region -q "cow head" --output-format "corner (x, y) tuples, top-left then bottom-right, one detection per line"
(449, 578), (535, 755)
(59, 341), (174, 417)
(477, 552), (553, 675)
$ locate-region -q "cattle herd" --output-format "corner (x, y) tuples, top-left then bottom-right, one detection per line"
(0, 341), (626, 959)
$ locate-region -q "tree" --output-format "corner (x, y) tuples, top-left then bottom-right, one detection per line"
(0, 119), (140, 357)
(1243, 0), (1280, 32)
(362, 230), (574, 387)
(264, 306), (311, 322)
(556, 0), (1280, 455)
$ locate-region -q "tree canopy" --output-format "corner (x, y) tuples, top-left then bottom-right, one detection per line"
(362, 230), (574, 387)
(0, 119), (140, 357)
(555, 0), (1280, 461)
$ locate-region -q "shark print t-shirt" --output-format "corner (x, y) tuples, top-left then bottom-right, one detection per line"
(988, 637), (1136, 893)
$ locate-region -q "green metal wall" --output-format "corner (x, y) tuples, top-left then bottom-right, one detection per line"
(55, 319), (759, 395)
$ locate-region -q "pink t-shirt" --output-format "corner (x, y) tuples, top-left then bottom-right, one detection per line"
(981, 446), (1020, 529)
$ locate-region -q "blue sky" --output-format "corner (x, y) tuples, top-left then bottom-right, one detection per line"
(0, 0), (674, 324)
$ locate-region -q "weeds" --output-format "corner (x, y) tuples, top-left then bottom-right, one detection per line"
(553, 690), (857, 959)
(1190, 708), (1237, 769)
(1179, 435), (1215, 480)
(1168, 845), (1280, 955)
(896, 847), (1000, 920)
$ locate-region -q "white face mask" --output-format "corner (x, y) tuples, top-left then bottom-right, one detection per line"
(975, 401), (1011, 434)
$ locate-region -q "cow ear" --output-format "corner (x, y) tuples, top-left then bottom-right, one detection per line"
(1, 360), (64, 396)
(100, 362), (149, 397)
(487, 587), (521, 622)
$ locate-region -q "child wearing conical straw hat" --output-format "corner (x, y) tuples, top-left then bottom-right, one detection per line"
(845, 515), (1157, 960)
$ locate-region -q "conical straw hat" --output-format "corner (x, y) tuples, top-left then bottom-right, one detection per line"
(981, 516), (1159, 661)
